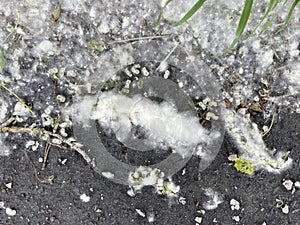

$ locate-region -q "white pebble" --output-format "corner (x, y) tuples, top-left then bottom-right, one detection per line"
(178, 82), (183, 88)
(238, 67), (244, 74)
(127, 187), (136, 197)
(178, 196), (186, 205)
(195, 216), (202, 223)
(101, 171), (114, 179)
(253, 95), (260, 102)
(262, 125), (269, 132)
(232, 215), (240, 222)
(6, 207), (17, 216)
(294, 181), (300, 188)
(5, 182), (12, 189)
(147, 212), (155, 223)
(282, 205), (289, 214)
(0, 201), (4, 208)
(135, 209), (146, 217)
(230, 199), (240, 210)
(80, 193), (90, 203)
(282, 179), (293, 191)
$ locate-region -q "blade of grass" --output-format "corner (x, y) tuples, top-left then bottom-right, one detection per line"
(156, 0), (173, 26)
(226, 0), (253, 51)
(259, 15), (277, 35)
(0, 82), (35, 115)
(172, 0), (206, 27)
(0, 49), (5, 73)
(258, 0), (289, 35)
(277, 0), (300, 33)
(248, 0), (279, 37)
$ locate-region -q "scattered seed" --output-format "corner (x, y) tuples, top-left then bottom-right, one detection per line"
(124, 68), (132, 77)
(163, 70), (170, 79)
(131, 64), (141, 75)
(56, 95), (66, 103)
(141, 67), (149, 76)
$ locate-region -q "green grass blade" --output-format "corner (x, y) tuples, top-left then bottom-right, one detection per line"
(172, 0), (206, 27)
(248, 0), (279, 37)
(0, 49), (6, 73)
(227, 0), (253, 51)
(277, 0), (300, 33)
(259, 14), (277, 35)
(0, 82), (35, 115)
(156, 0), (173, 26)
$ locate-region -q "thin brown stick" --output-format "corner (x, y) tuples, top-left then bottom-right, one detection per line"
(42, 114), (61, 170)
(0, 116), (15, 129)
(109, 34), (170, 45)
(1, 121), (93, 166)
(24, 150), (54, 184)
(42, 143), (51, 170)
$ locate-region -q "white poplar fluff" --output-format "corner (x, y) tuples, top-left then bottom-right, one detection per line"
(91, 91), (217, 158)
(224, 108), (292, 173)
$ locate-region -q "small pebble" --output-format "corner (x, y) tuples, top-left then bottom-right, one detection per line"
(127, 188), (135, 197)
(101, 172), (114, 179)
(195, 216), (202, 223)
(80, 193), (90, 203)
(282, 179), (293, 191)
(232, 215), (240, 222)
(5, 182), (12, 189)
(178, 196), (186, 205)
(282, 205), (289, 214)
(135, 208), (145, 217)
(230, 199), (240, 210)
(6, 207), (17, 216)
(147, 212), (155, 222)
